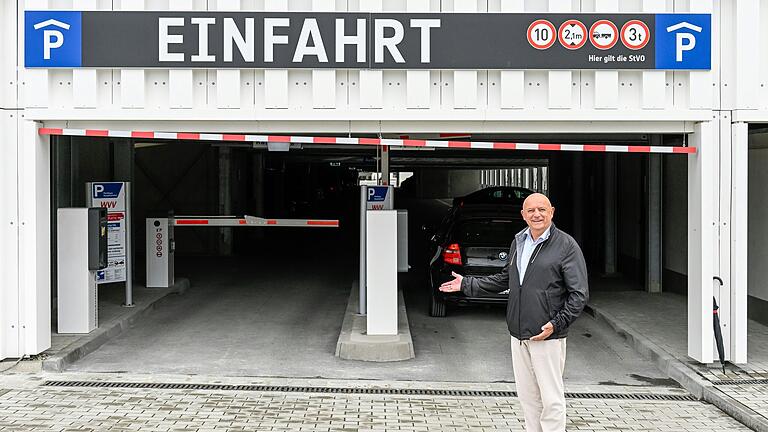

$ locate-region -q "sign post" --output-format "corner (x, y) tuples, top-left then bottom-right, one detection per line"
(86, 182), (133, 307)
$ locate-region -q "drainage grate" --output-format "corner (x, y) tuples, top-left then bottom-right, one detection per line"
(714, 379), (768, 386)
(42, 381), (697, 401)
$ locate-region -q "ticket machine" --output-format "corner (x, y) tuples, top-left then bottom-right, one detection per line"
(57, 208), (108, 333)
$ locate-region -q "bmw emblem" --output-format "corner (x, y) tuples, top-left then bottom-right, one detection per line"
(499, 251), (508, 261)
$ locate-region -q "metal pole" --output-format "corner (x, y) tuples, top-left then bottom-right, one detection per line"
(604, 154), (617, 275)
(359, 185), (367, 315)
(381, 145), (390, 185)
(124, 182), (134, 307)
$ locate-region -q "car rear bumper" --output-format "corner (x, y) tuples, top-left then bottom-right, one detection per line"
(437, 291), (508, 304)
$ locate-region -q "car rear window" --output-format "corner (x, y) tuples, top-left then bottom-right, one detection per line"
(464, 188), (533, 205)
(454, 220), (523, 244)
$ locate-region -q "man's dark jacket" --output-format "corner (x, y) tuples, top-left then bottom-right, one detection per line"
(460, 223), (589, 340)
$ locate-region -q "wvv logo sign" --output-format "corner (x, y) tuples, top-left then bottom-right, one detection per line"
(655, 14), (711, 70)
(25, 11), (82, 67)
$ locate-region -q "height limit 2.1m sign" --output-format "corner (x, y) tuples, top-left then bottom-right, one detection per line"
(25, 11), (710, 70)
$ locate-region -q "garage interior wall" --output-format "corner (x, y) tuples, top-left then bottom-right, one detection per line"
(663, 155), (688, 294)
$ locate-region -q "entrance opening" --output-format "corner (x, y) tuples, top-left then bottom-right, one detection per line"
(49, 132), (687, 384)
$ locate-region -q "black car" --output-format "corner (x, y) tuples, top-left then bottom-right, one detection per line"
(440, 186), (533, 233)
(427, 210), (528, 317)
(452, 186), (534, 208)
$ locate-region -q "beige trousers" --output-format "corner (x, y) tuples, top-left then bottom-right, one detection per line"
(510, 336), (567, 432)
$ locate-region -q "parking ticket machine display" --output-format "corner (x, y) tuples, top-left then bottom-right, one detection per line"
(88, 207), (108, 271)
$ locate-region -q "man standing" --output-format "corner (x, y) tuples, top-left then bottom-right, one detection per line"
(440, 193), (588, 432)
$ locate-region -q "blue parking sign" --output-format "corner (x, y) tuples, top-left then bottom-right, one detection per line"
(655, 14), (711, 70)
(25, 11), (82, 68)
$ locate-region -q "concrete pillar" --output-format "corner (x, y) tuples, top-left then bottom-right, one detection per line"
(218, 146), (232, 256)
(572, 154), (584, 245)
(604, 154), (617, 274)
(113, 140), (134, 181)
(646, 151), (663, 293)
(252, 153), (265, 240)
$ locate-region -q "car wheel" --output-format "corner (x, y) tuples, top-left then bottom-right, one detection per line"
(429, 292), (446, 317)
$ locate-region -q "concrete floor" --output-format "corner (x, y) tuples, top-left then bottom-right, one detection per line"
(69, 243), (670, 386)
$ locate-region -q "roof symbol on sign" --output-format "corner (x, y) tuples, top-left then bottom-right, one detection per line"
(666, 22), (702, 33)
(33, 19), (70, 30)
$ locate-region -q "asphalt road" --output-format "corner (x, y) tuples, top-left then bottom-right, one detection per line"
(69, 238), (671, 386)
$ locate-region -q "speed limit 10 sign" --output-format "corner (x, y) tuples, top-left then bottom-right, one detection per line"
(527, 19), (557, 50)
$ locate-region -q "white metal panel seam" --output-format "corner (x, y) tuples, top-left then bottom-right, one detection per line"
(0, 112), (20, 360)
(717, 111), (732, 360)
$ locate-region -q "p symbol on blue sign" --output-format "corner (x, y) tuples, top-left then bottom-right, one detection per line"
(94, 185), (105, 196)
(368, 188), (376, 199)
(667, 22), (702, 61)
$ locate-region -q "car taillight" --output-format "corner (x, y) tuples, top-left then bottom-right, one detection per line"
(442, 243), (462, 265)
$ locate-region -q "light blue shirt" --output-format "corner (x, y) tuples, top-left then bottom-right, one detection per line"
(518, 225), (552, 284)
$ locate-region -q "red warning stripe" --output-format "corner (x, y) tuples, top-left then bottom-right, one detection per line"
(403, 140), (427, 147)
(584, 144), (607, 152)
(131, 131), (155, 139)
(269, 135), (291, 142)
(629, 146), (652, 153)
(223, 134), (246, 141)
(493, 142), (518, 150)
(307, 220), (339, 226)
(176, 220), (209, 225)
(539, 144), (562, 151)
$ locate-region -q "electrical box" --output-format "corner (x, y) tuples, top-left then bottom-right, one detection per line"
(57, 208), (107, 334)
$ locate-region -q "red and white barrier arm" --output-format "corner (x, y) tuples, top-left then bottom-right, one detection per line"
(172, 215), (339, 228)
(38, 128), (696, 155)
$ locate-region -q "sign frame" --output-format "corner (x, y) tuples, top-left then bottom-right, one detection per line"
(24, 11), (712, 71)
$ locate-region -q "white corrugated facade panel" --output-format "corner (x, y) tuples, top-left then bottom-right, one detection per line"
(15, 0), (752, 123)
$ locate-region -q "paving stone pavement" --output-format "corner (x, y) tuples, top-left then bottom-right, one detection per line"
(0, 375), (750, 432)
